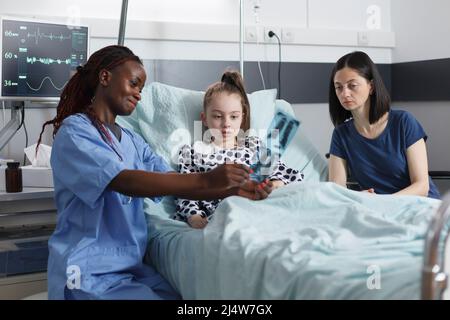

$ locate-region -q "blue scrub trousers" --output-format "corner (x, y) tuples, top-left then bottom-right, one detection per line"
(64, 273), (181, 300)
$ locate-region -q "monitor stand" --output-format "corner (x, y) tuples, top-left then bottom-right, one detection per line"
(0, 101), (24, 152)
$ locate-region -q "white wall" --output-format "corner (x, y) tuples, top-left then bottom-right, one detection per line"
(0, 0), (394, 63)
(0, 0), (389, 29)
(391, 0), (450, 63)
(393, 102), (450, 171)
(390, 0), (450, 171)
(309, 0), (391, 30)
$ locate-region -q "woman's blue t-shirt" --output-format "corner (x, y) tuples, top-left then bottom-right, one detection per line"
(330, 109), (440, 199)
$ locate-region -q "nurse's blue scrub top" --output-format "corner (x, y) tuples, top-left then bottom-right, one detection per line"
(47, 113), (171, 299)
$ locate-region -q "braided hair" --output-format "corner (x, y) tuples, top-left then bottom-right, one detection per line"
(36, 45), (142, 152)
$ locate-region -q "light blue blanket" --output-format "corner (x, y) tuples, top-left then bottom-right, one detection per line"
(145, 182), (440, 299)
(117, 82), (441, 299)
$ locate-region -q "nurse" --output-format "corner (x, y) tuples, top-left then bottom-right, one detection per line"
(36, 45), (271, 300)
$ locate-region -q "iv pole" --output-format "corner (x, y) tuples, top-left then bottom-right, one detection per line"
(239, 0), (244, 78)
(118, 0), (129, 46)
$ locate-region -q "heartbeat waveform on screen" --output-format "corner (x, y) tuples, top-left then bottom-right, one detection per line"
(27, 28), (71, 45)
(26, 76), (67, 92)
(26, 56), (71, 65)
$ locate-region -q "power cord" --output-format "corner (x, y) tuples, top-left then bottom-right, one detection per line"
(256, 29), (266, 90)
(13, 102), (27, 165)
(22, 109), (28, 166)
(1, 101), (5, 127)
(268, 30), (282, 99)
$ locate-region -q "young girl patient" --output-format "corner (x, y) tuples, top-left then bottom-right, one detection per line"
(174, 71), (303, 228)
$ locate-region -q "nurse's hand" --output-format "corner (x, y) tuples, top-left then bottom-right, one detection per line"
(235, 179), (273, 200)
(205, 163), (251, 189)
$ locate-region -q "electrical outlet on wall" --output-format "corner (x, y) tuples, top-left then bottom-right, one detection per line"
(281, 28), (295, 43)
(245, 26), (258, 42)
(358, 31), (370, 46)
(264, 27), (281, 43)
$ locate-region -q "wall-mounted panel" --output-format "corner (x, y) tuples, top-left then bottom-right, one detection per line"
(144, 59), (392, 104)
(392, 58), (450, 101)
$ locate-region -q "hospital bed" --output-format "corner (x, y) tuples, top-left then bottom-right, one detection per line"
(116, 82), (450, 300)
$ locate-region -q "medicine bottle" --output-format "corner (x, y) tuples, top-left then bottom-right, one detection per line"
(5, 161), (22, 193)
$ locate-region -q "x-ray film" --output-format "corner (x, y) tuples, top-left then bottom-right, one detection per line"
(267, 110), (300, 153)
(250, 110), (300, 182)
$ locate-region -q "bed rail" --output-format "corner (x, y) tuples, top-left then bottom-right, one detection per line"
(422, 192), (450, 299)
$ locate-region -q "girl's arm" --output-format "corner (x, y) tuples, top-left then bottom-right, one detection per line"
(253, 136), (302, 190)
(270, 181), (285, 189)
(328, 154), (347, 187)
(174, 144), (209, 217)
(266, 161), (303, 190)
(394, 138), (429, 197)
(108, 163), (251, 199)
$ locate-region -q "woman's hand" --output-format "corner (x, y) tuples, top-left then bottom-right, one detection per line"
(187, 214), (208, 229)
(362, 188), (375, 193)
(204, 163), (251, 189)
(235, 179), (273, 200)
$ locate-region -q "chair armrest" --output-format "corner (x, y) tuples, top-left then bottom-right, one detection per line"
(347, 181), (361, 191)
(429, 171), (450, 180)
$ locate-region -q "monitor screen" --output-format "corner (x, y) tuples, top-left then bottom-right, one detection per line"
(1, 16), (89, 101)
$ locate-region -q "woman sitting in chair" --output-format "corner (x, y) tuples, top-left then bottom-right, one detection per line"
(328, 51), (440, 199)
